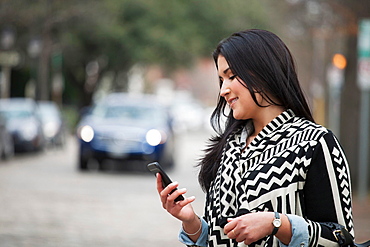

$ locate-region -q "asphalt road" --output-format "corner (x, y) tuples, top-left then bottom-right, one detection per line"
(0, 129), (369, 246)
(0, 130), (209, 247)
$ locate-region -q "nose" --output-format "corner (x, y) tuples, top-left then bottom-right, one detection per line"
(220, 81), (231, 98)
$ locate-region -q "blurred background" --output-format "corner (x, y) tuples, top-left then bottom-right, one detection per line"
(0, 0), (369, 246)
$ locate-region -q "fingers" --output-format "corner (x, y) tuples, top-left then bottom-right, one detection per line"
(156, 173), (182, 199)
(224, 218), (237, 235)
(176, 195), (195, 207)
(154, 173), (197, 223)
(226, 229), (238, 239)
(224, 213), (268, 245)
(226, 226), (246, 243)
(156, 173), (164, 192)
(156, 174), (192, 209)
(224, 219), (238, 239)
(159, 180), (180, 199)
(161, 186), (187, 208)
(224, 218), (244, 242)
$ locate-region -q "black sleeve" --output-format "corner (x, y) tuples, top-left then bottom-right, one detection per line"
(303, 132), (354, 246)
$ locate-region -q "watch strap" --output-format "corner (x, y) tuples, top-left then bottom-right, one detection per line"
(271, 212), (280, 235)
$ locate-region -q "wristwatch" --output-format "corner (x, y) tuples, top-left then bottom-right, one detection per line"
(271, 212), (281, 235)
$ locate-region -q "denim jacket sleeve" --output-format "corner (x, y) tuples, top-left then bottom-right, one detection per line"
(178, 218), (208, 247)
(179, 214), (308, 247)
(279, 214), (309, 247)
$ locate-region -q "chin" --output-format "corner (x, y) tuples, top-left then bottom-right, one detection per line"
(232, 111), (250, 120)
(233, 113), (246, 120)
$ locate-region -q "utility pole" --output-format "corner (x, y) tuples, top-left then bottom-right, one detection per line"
(327, 53), (346, 139)
(357, 19), (370, 201)
(0, 28), (20, 98)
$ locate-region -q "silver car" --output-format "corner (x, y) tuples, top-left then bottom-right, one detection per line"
(0, 112), (14, 160)
(37, 101), (66, 148)
(0, 98), (45, 152)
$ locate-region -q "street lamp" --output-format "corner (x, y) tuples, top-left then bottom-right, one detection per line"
(28, 38), (42, 59)
(332, 53), (347, 70)
(357, 19), (370, 201)
(27, 38), (42, 99)
(0, 27), (18, 98)
(327, 53), (346, 139)
(1, 28), (15, 50)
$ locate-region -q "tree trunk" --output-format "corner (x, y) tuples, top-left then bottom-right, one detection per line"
(340, 28), (362, 191)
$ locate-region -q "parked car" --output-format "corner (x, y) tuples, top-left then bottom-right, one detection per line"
(0, 98), (45, 152)
(76, 93), (175, 171)
(37, 101), (66, 147)
(0, 112), (14, 160)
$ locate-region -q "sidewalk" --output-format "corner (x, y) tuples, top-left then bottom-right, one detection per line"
(352, 195), (370, 243)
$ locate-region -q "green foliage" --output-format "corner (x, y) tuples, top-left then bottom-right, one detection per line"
(105, 0), (270, 70)
(50, 0), (269, 71)
(0, 0), (269, 105)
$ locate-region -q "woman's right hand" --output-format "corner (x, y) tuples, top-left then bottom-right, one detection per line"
(156, 173), (197, 223)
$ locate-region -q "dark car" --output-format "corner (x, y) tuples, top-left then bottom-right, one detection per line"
(76, 93), (175, 171)
(0, 112), (14, 160)
(0, 98), (45, 152)
(37, 101), (66, 148)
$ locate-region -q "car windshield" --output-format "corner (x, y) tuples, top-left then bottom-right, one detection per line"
(38, 104), (60, 120)
(91, 104), (168, 125)
(0, 109), (33, 120)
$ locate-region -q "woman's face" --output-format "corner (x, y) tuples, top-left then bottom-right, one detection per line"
(217, 55), (261, 120)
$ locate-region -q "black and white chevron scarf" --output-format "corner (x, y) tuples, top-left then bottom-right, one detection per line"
(204, 110), (354, 247)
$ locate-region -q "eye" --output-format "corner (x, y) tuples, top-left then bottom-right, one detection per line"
(219, 77), (224, 87)
(229, 75), (237, 80)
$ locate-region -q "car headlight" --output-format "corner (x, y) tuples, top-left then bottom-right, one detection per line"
(79, 125), (94, 142)
(146, 129), (167, 146)
(21, 123), (38, 141)
(44, 122), (59, 138)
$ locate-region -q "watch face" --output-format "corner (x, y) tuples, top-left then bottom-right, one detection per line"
(273, 219), (281, 228)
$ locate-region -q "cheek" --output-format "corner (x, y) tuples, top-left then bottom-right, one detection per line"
(238, 87), (255, 105)
(233, 95), (255, 119)
(254, 93), (265, 106)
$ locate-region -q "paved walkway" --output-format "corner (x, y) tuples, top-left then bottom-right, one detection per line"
(352, 195), (370, 243)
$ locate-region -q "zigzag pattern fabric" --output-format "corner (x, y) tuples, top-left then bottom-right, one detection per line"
(204, 110), (354, 247)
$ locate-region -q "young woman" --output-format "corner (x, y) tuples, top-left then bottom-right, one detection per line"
(156, 29), (355, 246)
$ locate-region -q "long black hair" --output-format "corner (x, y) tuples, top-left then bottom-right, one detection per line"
(198, 29), (314, 192)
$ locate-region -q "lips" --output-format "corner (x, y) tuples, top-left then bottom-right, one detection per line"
(227, 97), (238, 107)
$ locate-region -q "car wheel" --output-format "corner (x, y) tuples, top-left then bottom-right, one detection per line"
(97, 158), (107, 171)
(3, 144), (14, 160)
(79, 155), (88, 171)
(56, 131), (66, 148)
(0, 148), (4, 160)
(1, 135), (14, 160)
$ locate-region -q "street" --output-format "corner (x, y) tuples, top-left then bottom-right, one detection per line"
(0, 129), (369, 246)
(0, 130), (209, 247)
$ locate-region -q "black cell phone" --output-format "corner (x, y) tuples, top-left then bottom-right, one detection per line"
(147, 162), (185, 201)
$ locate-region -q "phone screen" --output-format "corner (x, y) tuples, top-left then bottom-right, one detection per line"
(147, 162), (184, 201)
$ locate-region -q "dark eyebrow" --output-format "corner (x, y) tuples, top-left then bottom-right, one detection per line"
(223, 68), (230, 75)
